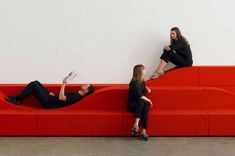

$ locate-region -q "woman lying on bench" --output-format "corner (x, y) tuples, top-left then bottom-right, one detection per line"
(5, 76), (94, 108)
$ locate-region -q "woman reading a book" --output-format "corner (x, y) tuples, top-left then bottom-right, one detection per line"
(5, 75), (94, 108)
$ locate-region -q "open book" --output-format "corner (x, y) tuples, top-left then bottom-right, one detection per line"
(66, 71), (78, 82)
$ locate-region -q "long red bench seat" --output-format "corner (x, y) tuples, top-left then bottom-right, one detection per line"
(1, 66), (235, 136)
(0, 84), (207, 136)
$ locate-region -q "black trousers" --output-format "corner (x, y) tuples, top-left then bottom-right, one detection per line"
(160, 50), (192, 68)
(17, 81), (50, 107)
(127, 100), (149, 129)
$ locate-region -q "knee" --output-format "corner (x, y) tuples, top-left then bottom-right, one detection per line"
(34, 80), (40, 84)
(160, 52), (170, 62)
(29, 81), (36, 85)
(33, 80), (43, 86)
(163, 49), (169, 53)
(29, 80), (40, 86)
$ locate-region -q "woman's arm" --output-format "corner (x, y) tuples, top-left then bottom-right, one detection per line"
(163, 45), (171, 51)
(145, 86), (151, 94)
(141, 96), (153, 107)
(170, 40), (187, 51)
(130, 81), (153, 107)
(59, 77), (68, 101)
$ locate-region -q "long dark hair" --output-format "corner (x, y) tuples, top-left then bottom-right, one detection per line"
(131, 64), (145, 84)
(170, 27), (189, 45)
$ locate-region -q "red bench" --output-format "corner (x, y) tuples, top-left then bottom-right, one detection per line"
(147, 66), (235, 136)
(1, 66), (235, 136)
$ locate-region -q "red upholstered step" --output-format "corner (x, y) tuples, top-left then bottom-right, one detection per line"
(1, 66), (235, 136)
(35, 85), (206, 136)
(204, 87), (235, 109)
(207, 110), (235, 136)
(0, 83), (207, 136)
(199, 66), (235, 87)
(146, 67), (199, 87)
(37, 111), (125, 136)
(149, 87), (204, 110)
(123, 110), (208, 136)
(0, 110), (37, 136)
(204, 87), (235, 136)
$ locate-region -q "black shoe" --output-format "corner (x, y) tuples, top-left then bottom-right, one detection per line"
(141, 133), (148, 141)
(5, 97), (21, 105)
(132, 126), (139, 136)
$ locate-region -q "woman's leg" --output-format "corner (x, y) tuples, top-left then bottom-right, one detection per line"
(140, 102), (149, 130)
(151, 50), (189, 79)
(150, 51), (169, 79)
(166, 51), (190, 68)
(134, 118), (140, 128)
(156, 59), (168, 72)
(158, 50), (170, 71)
(140, 102), (149, 141)
(135, 101), (149, 141)
(128, 101), (145, 136)
(133, 101), (149, 132)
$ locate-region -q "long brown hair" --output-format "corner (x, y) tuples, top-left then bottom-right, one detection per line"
(131, 64), (145, 84)
(170, 27), (189, 45)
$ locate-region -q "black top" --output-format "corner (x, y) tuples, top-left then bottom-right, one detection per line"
(48, 92), (83, 108)
(128, 80), (147, 102)
(170, 38), (193, 65)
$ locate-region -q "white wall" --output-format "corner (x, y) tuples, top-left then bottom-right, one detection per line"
(0, 0), (235, 84)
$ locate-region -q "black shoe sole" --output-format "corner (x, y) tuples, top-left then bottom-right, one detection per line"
(5, 97), (21, 105)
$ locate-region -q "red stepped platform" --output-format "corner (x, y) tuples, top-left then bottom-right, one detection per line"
(0, 66), (235, 136)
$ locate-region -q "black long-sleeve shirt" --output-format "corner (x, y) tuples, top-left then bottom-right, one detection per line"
(170, 38), (193, 65)
(128, 80), (147, 102)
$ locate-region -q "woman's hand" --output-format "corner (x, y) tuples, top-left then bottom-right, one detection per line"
(148, 99), (153, 108)
(141, 96), (153, 108)
(49, 92), (55, 96)
(163, 45), (171, 51)
(145, 86), (151, 94)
